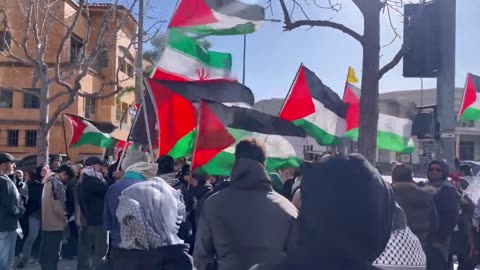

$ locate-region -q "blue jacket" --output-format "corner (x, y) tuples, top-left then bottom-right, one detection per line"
(103, 172), (144, 248)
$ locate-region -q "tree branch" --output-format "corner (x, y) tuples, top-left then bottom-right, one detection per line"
(284, 19), (363, 43)
(279, 0), (363, 44)
(378, 45), (404, 80)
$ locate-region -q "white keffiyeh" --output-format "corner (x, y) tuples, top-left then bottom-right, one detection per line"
(116, 177), (185, 250)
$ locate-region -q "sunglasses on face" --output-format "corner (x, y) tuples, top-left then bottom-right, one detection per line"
(429, 167), (442, 172)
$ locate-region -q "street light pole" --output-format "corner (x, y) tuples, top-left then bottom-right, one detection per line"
(135, 0), (144, 105)
(435, 0), (456, 169)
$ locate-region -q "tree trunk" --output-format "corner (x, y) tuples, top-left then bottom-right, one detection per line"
(36, 69), (50, 166)
(357, 7), (381, 164)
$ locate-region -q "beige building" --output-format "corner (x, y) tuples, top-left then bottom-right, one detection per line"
(255, 87), (477, 164)
(0, 0), (137, 162)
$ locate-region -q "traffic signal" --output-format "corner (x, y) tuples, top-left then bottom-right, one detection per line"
(403, 1), (441, 78)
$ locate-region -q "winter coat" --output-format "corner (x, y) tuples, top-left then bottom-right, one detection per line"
(0, 173), (24, 232)
(193, 158), (298, 270)
(391, 181), (438, 247)
(41, 173), (67, 231)
(77, 174), (107, 226)
(25, 180), (43, 219)
(250, 154), (395, 270)
(427, 160), (460, 245)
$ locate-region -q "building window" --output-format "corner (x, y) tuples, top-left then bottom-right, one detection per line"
(84, 96), (96, 119)
(70, 35), (84, 63)
(7, 129), (19, 147)
(23, 88), (40, 109)
(0, 31), (11, 51)
(459, 141), (475, 161)
(115, 99), (128, 123)
(461, 120), (475, 128)
(93, 51), (109, 71)
(118, 46), (134, 77)
(25, 130), (37, 147)
(0, 88), (13, 108)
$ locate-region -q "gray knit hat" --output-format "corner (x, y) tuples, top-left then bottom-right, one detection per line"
(121, 150), (148, 171)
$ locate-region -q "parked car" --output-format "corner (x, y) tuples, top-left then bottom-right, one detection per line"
(460, 160), (480, 176)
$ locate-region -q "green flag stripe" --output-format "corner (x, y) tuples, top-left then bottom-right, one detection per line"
(293, 119), (340, 146)
(168, 130), (196, 159)
(72, 132), (113, 148)
(168, 30), (232, 70)
(460, 107), (480, 121)
(344, 128), (413, 154)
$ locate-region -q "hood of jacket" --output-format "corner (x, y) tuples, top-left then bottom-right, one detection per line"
(284, 154), (394, 269)
(427, 160), (450, 183)
(229, 158), (272, 191)
(116, 177), (185, 250)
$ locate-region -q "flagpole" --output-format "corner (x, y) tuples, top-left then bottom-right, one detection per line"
(242, 34), (247, 84)
(61, 114), (70, 159)
(344, 67), (353, 154)
(191, 99), (203, 173)
(117, 96), (144, 171)
(141, 89), (155, 162)
(143, 78), (161, 155)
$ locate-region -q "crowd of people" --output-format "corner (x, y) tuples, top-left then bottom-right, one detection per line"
(0, 138), (479, 270)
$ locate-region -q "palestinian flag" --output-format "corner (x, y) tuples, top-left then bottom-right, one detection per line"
(278, 64), (347, 146)
(136, 79), (255, 160)
(343, 93), (418, 153)
(459, 73), (480, 121)
(151, 30), (235, 82)
(64, 114), (117, 148)
(192, 100), (306, 176)
(168, 0), (264, 36)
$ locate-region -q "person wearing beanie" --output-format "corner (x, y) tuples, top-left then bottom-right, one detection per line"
(0, 152), (24, 270)
(251, 153), (395, 270)
(104, 150), (158, 264)
(76, 156), (109, 269)
(425, 160), (460, 270)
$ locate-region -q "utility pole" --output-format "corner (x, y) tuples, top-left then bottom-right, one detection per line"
(435, 0), (456, 170)
(135, 0), (144, 105)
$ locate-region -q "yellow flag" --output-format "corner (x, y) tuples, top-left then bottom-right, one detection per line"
(347, 67), (359, 84)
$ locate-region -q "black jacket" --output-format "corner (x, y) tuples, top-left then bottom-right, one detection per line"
(427, 160), (460, 244)
(77, 174), (107, 226)
(0, 173), (24, 232)
(25, 180), (43, 217)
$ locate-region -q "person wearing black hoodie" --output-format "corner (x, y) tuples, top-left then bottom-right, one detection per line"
(426, 160), (460, 270)
(17, 165), (47, 268)
(251, 153), (395, 270)
(77, 156), (108, 269)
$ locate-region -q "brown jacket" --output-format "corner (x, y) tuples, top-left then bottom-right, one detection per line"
(193, 158), (298, 270)
(391, 182), (438, 247)
(41, 172), (67, 231)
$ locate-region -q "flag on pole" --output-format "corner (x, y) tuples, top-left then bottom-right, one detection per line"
(133, 79), (255, 159)
(278, 64), (347, 146)
(343, 91), (418, 154)
(64, 114), (117, 148)
(191, 100), (306, 176)
(169, 0), (265, 36)
(151, 30), (235, 82)
(459, 73), (480, 121)
(347, 66), (359, 84)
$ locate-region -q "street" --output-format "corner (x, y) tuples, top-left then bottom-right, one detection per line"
(13, 259), (76, 270)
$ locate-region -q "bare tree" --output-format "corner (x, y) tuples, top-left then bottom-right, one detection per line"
(277, 0), (413, 162)
(0, 0), (157, 165)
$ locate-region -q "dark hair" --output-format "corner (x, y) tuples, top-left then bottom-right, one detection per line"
(392, 164), (413, 183)
(234, 138), (266, 164)
(156, 155), (175, 175)
(34, 164), (47, 180)
(57, 164), (75, 179)
(192, 173), (207, 185)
